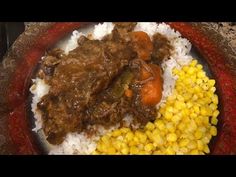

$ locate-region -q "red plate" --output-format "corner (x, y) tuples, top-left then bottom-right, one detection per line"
(0, 22), (235, 154)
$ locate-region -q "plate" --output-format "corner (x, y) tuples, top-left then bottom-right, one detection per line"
(0, 22), (235, 154)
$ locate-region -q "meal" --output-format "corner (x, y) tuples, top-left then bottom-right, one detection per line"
(30, 22), (219, 154)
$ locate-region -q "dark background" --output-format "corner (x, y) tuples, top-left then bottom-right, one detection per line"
(0, 22), (25, 60)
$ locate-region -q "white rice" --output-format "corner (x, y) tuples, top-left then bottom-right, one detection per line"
(30, 22), (192, 154)
(49, 124), (119, 155)
(63, 22), (114, 54)
(64, 31), (84, 55)
(30, 78), (50, 132)
(93, 22), (114, 40)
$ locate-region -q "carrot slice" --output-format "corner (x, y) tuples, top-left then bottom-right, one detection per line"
(140, 64), (163, 106)
(124, 88), (133, 98)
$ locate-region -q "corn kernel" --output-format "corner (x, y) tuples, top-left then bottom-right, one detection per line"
(133, 136), (139, 144)
(180, 147), (189, 153)
(195, 117), (203, 126)
(192, 94), (198, 101)
(182, 66), (188, 72)
(209, 103), (217, 111)
(117, 135), (124, 141)
(200, 107), (208, 116)
(211, 117), (218, 125)
(187, 140), (197, 150)
(202, 137), (210, 144)
(138, 133), (147, 144)
(145, 122), (155, 131)
(96, 143), (103, 152)
(154, 120), (165, 131)
(144, 143), (154, 152)
(176, 94), (184, 102)
(208, 79), (216, 87)
(212, 95), (219, 104)
(120, 127), (130, 133)
(189, 120), (197, 132)
(187, 67), (195, 75)
(210, 87), (216, 92)
(174, 101), (183, 110)
(166, 122), (176, 133)
(113, 140), (122, 150)
(178, 71), (185, 77)
(172, 115), (181, 124)
(198, 126), (207, 133)
(101, 136), (110, 144)
(165, 147), (175, 155)
(145, 130), (153, 140)
(197, 71), (206, 78)
(210, 126), (217, 136)
(190, 113), (197, 119)
(196, 64), (203, 70)
(203, 116), (209, 125)
(138, 144), (144, 151)
(92, 150), (99, 155)
(179, 139), (189, 147)
(167, 133), (177, 142)
(206, 133), (212, 140)
(190, 60), (197, 67)
(197, 140), (204, 151)
(198, 92), (204, 98)
(186, 102), (193, 108)
(157, 112), (161, 118)
(172, 68), (179, 75)
(202, 84), (209, 91)
(112, 130), (122, 137)
(172, 142), (179, 151)
(130, 146), (139, 154)
(203, 77), (209, 83)
(196, 78), (203, 85)
(183, 93), (192, 101)
(193, 105), (200, 114)
(166, 106), (174, 113)
(135, 130), (142, 138)
(129, 140), (137, 147)
(152, 134), (164, 145)
(121, 147), (129, 155)
(203, 145), (210, 154)
(194, 129), (203, 139)
(212, 110), (220, 118)
(177, 122), (186, 131)
(183, 108), (190, 116)
(190, 149), (199, 155)
(182, 116), (190, 123)
(107, 147), (116, 154)
(125, 132), (134, 142)
(159, 107), (165, 115)
(164, 111), (173, 120)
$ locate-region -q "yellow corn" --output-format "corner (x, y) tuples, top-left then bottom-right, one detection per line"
(167, 133), (177, 142)
(94, 60), (219, 155)
(210, 126), (217, 136)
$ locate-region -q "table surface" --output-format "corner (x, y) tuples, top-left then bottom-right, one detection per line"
(0, 22), (235, 154)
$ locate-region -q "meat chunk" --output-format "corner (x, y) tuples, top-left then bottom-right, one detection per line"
(151, 33), (173, 63)
(36, 23), (173, 145)
(38, 27), (136, 144)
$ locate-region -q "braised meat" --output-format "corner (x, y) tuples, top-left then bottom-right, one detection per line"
(36, 22), (172, 144)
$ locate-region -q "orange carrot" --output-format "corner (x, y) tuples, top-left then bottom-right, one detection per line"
(124, 88), (133, 98)
(131, 31), (153, 61)
(140, 64), (163, 106)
